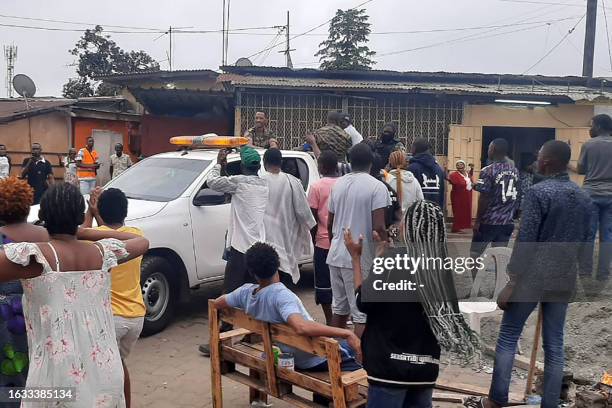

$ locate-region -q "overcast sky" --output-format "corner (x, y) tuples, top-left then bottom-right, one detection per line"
(1, 0), (611, 97)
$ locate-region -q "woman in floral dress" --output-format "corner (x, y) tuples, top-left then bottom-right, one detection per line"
(0, 183), (149, 408)
(0, 177), (49, 407)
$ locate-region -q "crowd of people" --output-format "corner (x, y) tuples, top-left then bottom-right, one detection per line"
(0, 138), (133, 202)
(0, 109), (610, 408)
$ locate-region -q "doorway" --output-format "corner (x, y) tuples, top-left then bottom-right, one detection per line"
(92, 129), (123, 187)
(482, 127), (555, 170)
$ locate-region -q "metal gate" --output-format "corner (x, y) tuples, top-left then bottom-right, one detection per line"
(237, 91), (464, 154)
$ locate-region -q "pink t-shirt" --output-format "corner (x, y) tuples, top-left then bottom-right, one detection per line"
(307, 177), (339, 250)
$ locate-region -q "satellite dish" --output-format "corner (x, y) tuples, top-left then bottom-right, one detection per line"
(235, 57), (253, 67)
(13, 74), (36, 98)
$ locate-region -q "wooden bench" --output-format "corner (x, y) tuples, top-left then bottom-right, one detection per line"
(208, 300), (368, 407)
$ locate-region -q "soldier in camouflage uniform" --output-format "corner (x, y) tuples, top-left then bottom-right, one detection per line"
(246, 111), (279, 149)
(309, 112), (352, 163)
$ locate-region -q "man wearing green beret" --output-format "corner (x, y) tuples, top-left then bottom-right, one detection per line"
(198, 146), (269, 356)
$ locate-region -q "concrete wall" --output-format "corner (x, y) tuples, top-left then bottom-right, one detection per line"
(73, 118), (134, 158)
(138, 115), (233, 157)
(463, 104), (593, 128)
(0, 112), (70, 178)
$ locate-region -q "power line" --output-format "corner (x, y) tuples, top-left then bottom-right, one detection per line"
(377, 18), (571, 57)
(521, 13), (586, 74)
(203, 15), (581, 36)
(245, 0), (374, 60)
(603, 0), (612, 70)
(0, 13), (161, 31)
(0, 22), (165, 34)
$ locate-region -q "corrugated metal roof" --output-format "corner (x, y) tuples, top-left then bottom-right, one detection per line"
(221, 65), (609, 88)
(219, 74), (612, 102)
(97, 69), (219, 81)
(0, 98), (75, 122)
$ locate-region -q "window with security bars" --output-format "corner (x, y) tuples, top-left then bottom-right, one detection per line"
(238, 92), (463, 155)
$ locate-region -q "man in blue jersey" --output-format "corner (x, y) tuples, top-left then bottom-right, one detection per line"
(470, 138), (519, 277)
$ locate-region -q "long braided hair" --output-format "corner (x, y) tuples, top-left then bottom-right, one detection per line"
(403, 200), (479, 358)
(389, 151), (406, 207)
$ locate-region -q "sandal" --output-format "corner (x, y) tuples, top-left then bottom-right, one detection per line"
(463, 396), (486, 408)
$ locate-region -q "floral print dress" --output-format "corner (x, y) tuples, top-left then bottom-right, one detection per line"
(3, 239), (128, 408)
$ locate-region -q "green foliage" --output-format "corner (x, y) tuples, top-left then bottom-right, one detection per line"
(315, 8), (375, 71)
(62, 25), (159, 98)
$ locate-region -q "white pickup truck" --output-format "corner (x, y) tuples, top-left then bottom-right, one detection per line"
(29, 148), (319, 335)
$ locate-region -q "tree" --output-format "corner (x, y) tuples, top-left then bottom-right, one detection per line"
(63, 25), (159, 98)
(315, 8), (375, 70)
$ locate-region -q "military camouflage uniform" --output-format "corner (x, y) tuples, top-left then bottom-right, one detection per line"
(313, 125), (352, 163)
(247, 127), (278, 149)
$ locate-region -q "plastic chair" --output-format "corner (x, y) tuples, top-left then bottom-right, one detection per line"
(459, 247), (512, 335)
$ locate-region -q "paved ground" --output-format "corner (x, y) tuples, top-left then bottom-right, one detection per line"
(127, 263), (526, 408)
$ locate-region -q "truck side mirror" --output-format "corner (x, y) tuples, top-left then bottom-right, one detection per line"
(193, 189), (228, 206)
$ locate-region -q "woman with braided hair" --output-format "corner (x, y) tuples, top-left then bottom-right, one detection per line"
(385, 150), (424, 217)
(0, 177), (48, 403)
(0, 182), (149, 407)
(345, 199), (478, 407)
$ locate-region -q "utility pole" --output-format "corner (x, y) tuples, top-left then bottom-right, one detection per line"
(221, 0), (231, 66)
(279, 11), (295, 68)
(222, 0), (226, 66)
(4, 44), (17, 98)
(583, 0), (598, 77)
(169, 26), (173, 71)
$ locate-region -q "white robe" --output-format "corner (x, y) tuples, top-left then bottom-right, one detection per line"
(262, 172), (316, 283)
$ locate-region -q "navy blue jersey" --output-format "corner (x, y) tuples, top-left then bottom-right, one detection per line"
(475, 161), (519, 225)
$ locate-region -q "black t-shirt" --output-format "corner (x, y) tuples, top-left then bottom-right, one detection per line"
(22, 157), (53, 202)
(356, 247), (441, 388)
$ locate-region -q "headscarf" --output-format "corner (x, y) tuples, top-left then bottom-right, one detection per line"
(240, 146), (261, 169)
(455, 160), (472, 190)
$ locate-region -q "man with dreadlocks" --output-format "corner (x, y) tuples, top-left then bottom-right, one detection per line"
(478, 141), (592, 408)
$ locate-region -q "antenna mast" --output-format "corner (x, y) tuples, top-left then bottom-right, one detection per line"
(278, 11), (295, 68)
(4, 44), (17, 98)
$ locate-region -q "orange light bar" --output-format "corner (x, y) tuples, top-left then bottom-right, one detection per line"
(170, 134), (249, 148)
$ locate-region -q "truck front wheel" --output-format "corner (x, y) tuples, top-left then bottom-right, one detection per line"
(140, 256), (176, 336)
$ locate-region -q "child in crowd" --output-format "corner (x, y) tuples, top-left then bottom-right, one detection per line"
(83, 187), (145, 408)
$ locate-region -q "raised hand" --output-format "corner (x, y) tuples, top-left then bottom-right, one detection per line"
(344, 228), (363, 260)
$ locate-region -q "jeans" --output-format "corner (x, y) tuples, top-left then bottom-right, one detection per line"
(303, 340), (362, 372)
(79, 179), (97, 195)
(367, 385), (433, 408)
(589, 195), (612, 280)
(470, 224), (514, 258)
(490, 302), (568, 408)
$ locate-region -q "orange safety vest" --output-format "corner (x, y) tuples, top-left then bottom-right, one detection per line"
(77, 148), (99, 179)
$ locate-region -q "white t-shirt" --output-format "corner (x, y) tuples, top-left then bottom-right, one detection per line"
(0, 156), (9, 179)
(326, 172), (390, 269)
(344, 125), (364, 146)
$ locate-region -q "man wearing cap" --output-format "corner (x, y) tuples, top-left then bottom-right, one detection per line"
(198, 146), (269, 356)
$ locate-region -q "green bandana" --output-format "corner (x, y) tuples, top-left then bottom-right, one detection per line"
(240, 146), (261, 169)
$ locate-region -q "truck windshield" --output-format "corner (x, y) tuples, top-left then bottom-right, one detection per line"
(107, 157), (211, 202)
